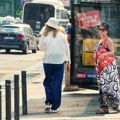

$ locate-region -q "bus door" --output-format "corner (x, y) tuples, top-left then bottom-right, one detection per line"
(70, 2), (120, 89)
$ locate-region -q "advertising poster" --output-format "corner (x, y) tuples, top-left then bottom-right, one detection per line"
(82, 53), (95, 66)
(83, 39), (99, 52)
(78, 10), (100, 29)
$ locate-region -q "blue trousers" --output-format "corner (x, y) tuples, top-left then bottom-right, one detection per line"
(43, 63), (64, 110)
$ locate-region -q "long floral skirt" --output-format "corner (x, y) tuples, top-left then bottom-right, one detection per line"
(97, 60), (120, 109)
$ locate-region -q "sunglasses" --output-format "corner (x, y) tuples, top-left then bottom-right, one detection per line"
(98, 28), (106, 32)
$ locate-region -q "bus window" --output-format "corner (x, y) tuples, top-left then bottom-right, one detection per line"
(23, 3), (54, 33)
(56, 9), (61, 19)
(22, 0), (66, 33)
(61, 10), (68, 19)
(24, 4), (38, 20)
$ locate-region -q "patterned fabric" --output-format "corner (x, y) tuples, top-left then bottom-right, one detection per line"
(94, 42), (120, 109)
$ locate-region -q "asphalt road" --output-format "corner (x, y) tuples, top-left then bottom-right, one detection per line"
(0, 49), (44, 85)
(0, 49), (44, 119)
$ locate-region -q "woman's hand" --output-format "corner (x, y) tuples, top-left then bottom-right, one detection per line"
(66, 63), (71, 72)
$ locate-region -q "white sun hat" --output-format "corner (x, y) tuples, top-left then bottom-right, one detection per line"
(45, 17), (59, 29)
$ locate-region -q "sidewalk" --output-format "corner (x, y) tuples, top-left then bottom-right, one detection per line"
(16, 74), (120, 120)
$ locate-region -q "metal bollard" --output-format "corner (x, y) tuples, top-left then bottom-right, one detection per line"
(5, 80), (11, 120)
(21, 71), (27, 114)
(0, 85), (2, 120)
(14, 75), (19, 120)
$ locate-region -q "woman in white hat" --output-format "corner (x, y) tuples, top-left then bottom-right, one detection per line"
(38, 17), (70, 113)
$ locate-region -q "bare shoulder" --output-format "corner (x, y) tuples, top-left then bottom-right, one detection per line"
(105, 37), (114, 49)
(106, 37), (113, 44)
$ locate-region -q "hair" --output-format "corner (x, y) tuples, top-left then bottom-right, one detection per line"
(43, 25), (58, 38)
(58, 27), (66, 34)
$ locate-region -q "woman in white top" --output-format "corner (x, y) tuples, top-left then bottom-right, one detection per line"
(38, 17), (70, 113)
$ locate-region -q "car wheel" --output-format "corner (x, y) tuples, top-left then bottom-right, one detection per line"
(22, 44), (29, 54)
(6, 49), (10, 53)
(32, 47), (37, 53)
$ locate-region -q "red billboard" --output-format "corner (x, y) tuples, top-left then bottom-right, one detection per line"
(78, 10), (100, 29)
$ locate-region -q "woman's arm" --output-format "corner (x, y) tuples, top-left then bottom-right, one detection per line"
(106, 38), (115, 56)
(99, 38), (115, 61)
(38, 35), (45, 51)
(64, 35), (71, 63)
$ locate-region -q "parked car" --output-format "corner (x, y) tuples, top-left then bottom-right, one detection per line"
(15, 17), (22, 24)
(0, 24), (37, 54)
(1, 16), (16, 25)
(0, 17), (4, 26)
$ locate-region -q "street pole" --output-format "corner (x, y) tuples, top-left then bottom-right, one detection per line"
(14, 75), (20, 120)
(5, 80), (11, 120)
(63, 0), (79, 91)
(21, 71), (27, 115)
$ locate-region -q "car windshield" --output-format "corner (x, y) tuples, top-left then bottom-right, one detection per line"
(2, 21), (15, 25)
(59, 21), (68, 27)
(0, 26), (20, 33)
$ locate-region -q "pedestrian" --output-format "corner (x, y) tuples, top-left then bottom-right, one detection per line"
(94, 22), (120, 114)
(66, 17), (72, 44)
(38, 17), (70, 113)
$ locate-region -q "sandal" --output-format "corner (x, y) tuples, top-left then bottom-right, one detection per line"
(113, 107), (120, 112)
(96, 108), (109, 114)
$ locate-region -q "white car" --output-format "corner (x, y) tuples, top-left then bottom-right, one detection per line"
(58, 19), (69, 30)
(2, 16), (16, 25)
(0, 17), (4, 25)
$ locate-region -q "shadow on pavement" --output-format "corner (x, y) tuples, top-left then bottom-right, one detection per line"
(20, 92), (103, 119)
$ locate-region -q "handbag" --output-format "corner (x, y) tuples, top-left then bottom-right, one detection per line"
(96, 38), (116, 71)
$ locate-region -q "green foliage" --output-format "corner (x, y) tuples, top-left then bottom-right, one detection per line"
(15, 9), (22, 18)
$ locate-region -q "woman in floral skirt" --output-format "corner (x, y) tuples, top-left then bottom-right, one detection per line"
(94, 22), (120, 114)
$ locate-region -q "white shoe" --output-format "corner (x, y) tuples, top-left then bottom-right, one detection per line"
(51, 109), (58, 113)
(44, 105), (51, 113)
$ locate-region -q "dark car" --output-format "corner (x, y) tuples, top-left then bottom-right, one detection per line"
(0, 24), (37, 54)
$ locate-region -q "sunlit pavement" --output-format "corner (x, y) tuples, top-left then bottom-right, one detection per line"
(18, 75), (120, 120)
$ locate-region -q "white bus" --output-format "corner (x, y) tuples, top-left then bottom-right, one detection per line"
(22, 0), (68, 33)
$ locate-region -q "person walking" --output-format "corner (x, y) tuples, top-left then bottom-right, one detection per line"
(38, 17), (70, 113)
(94, 22), (120, 114)
(66, 17), (72, 44)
